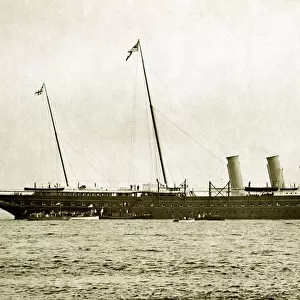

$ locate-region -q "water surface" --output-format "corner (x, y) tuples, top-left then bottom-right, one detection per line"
(0, 220), (299, 299)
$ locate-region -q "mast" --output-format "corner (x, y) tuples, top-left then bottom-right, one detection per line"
(138, 40), (168, 187)
(43, 83), (69, 187)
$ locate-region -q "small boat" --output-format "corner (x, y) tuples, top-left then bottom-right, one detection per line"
(173, 218), (195, 222)
(27, 215), (70, 221)
(70, 216), (99, 220)
(70, 204), (99, 220)
(99, 213), (152, 220)
(195, 214), (225, 221)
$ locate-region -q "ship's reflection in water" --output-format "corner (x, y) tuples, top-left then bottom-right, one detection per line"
(0, 220), (299, 299)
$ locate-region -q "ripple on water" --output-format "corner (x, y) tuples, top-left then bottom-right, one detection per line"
(0, 220), (300, 299)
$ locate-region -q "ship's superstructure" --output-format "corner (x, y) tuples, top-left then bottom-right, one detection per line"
(1, 153), (300, 220)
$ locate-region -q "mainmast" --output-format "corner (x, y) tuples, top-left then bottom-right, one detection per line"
(42, 83), (69, 187)
(135, 40), (168, 187)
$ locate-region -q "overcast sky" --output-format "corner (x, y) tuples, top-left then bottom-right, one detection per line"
(1, 0), (300, 190)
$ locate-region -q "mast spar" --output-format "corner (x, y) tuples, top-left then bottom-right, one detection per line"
(42, 83), (69, 187)
(136, 40), (168, 187)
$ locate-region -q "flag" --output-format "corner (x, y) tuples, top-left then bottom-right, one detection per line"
(35, 85), (44, 96)
(126, 41), (139, 61)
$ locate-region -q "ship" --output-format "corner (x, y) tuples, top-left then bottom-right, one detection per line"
(1, 40), (300, 220)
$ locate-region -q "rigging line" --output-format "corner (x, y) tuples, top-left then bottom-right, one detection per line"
(47, 95), (119, 181)
(158, 117), (185, 181)
(148, 67), (229, 157)
(140, 70), (257, 182)
(144, 86), (160, 183)
(59, 140), (77, 184)
(162, 123), (185, 181)
(47, 110), (116, 185)
(154, 109), (225, 165)
(141, 70), (162, 183)
(128, 56), (139, 183)
(58, 135), (116, 185)
(50, 103), (117, 184)
(160, 130), (174, 184)
(145, 87), (155, 182)
(156, 119), (174, 184)
(40, 101), (47, 182)
(43, 83), (69, 187)
(161, 121), (184, 185)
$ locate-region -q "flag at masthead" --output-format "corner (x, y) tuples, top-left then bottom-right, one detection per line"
(34, 85), (44, 95)
(126, 40), (139, 61)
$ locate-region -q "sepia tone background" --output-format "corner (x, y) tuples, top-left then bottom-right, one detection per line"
(1, 0), (300, 194)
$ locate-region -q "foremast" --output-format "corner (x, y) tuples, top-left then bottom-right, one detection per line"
(37, 83), (69, 187)
(127, 40), (168, 187)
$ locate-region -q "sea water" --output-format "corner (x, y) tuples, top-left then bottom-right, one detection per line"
(0, 219), (299, 299)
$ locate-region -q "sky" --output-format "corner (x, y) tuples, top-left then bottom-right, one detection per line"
(1, 0), (300, 191)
